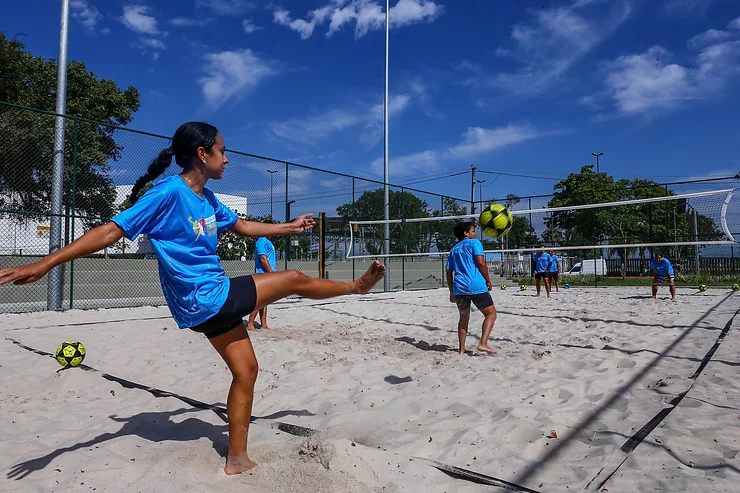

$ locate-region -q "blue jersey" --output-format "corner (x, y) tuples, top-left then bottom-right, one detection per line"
(533, 252), (552, 273)
(112, 176), (239, 329)
(549, 255), (560, 273)
(650, 258), (674, 277)
(446, 238), (488, 296)
(254, 237), (276, 273)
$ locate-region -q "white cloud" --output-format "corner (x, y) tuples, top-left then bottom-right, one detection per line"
(71, 0), (102, 34)
(729, 16), (740, 30)
(171, 17), (213, 27)
(121, 5), (160, 35)
(370, 124), (549, 177)
(662, 0), (723, 17)
(199, 49), (276, 108)
(242, 19), (263, 34)
(447, 125), (546, 159)
(470, 0), (632, 96)
(196, 0), (256, 16)
(688, 28), (733, 48)
(273, 0), (442, 40)
(268, 94), (411, 145)
(600, 41), (740, 115)
(138, 38), (167, 50)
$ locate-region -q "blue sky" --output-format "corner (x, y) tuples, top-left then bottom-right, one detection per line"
(3, 0), (740, 215)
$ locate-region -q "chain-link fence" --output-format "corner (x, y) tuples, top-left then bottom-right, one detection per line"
(0, 102), (469, 312)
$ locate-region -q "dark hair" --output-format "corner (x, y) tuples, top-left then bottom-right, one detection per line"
(129, 122), (219, 204)
(454, 221), (475, 241)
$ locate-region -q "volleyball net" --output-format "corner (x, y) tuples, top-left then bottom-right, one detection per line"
(346, 189), (736, 260)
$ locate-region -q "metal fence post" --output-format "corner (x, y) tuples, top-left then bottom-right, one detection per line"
(284, 162), (289, 271)
(352, 177), (355, 280)
(47, 0), (71, 311)
(69, 119), (78, 309)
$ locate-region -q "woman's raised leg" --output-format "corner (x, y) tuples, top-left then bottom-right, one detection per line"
(251, 260), (385, 311)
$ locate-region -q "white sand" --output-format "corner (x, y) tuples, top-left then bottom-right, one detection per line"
(1, 286), (740, 492)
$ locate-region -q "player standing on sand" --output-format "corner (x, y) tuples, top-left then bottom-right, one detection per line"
(446, 222), (497, 355)
(0, 121), (386, 476)
(532, 246), (552, 298)
(650, 252), (676, 301)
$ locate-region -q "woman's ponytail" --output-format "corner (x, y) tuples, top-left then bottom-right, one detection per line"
(129, 146), (174, 204)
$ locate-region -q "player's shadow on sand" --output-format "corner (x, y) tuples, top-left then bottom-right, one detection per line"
(395, 336), (453, 352)
(7, 405), (318, 480)
(7, 408), (227, 480)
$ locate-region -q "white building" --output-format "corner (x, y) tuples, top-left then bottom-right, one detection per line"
(0, 186), (248, 256)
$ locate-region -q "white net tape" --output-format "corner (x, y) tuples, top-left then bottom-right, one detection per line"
(346, 188), (736, 259)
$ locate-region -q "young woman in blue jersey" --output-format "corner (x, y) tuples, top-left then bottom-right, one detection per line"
(548, 249), (560, 292)
(445, 222), (497, 355)
(0, 122), (386, 475)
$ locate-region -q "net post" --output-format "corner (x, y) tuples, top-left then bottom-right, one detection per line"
(318, 212), (326, 278)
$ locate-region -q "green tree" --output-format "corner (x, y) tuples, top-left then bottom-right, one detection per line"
(0, 32), (140, 232)
(336, 188), (431, 254)
(431, 197), (468, 252)
(547, 166), (722, 260)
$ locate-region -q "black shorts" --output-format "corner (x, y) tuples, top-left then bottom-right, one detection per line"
(455, 292), (494, 311)
(535, 271), (550, 280)
(550, 272), (559, 282)
(189, 276), (258, 339)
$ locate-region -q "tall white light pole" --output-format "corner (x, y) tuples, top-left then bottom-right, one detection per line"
(48, 0), (70, 311)
(383, 0), (390, 291)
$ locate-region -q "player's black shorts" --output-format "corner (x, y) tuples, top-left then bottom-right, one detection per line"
(455, 292), (494, 311)
(550, 271), (559, 282)
(189, 275), (258, 339)
(534, 271), (550, 280)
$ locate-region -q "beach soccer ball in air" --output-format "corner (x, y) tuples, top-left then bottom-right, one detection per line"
(479, 204), (514, 238)
(500, 284), (507, 290)
(699, 284), (708, 292)
(520, 284), (527, 291)
(732, 284), (739, 292)
(55, 340), (86, 368)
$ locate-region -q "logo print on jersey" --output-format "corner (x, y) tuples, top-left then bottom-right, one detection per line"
(189, 216), (206, 239)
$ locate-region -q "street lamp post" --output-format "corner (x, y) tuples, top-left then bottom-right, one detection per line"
(591, 152), (604, 174)
(267, 169), (278, 219)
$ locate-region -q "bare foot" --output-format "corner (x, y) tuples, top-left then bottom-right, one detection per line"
(261, 324), (271, 330)
(246, 325), (259, 332)
(352, 260), (386, 294)
(477, 345), (497, 354)
(224, 454), (257, 475)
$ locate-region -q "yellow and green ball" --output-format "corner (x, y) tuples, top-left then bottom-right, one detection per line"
(500, 284), (507, 290)
(699, 284), (708, 292)
(732, 284), (739, 292)
(55, 340), (86, 368)
(520, 284), (527, 291)
(479, 204), (514, 238)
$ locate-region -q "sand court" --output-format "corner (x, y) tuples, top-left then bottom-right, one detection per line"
(1, 286), (740, 492)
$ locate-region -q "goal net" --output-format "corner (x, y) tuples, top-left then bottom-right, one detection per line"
(346, 189), (736, 259)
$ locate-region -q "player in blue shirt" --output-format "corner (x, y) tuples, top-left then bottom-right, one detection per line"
(548, 249), (561, 292)
(0, 121), (386, 476)
(445, 222), (497, 355)
(247, 237), (276, 332)
(532, 246), (552, 297)
(650, 252), (676, 300)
